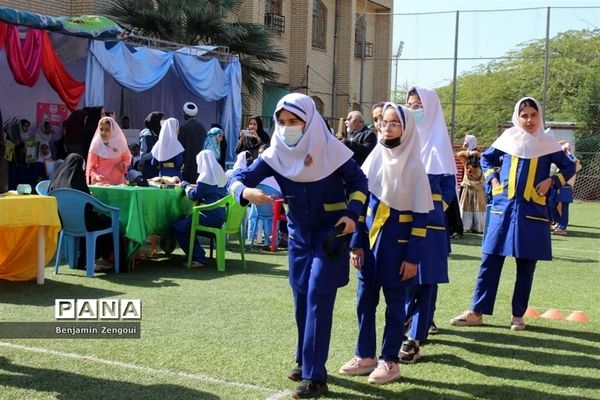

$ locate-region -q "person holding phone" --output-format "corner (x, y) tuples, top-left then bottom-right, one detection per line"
(235, 116), (270, 160)
(339, 102), (433, 384)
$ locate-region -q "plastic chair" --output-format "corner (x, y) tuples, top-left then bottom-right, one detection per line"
(36, 180), (51, 195)
(51, 188), (121, 277)
(188, 194), (247, 272)
(270, 198), (287, 252)
(247, 184), (282, 247)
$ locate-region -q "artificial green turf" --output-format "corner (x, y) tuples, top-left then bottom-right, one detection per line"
(0, 201), (598, 399)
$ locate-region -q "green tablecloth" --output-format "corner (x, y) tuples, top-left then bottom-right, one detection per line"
(90, 185), (193, 259)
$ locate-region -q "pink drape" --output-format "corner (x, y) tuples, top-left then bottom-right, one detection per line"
(3, 22), (42, 87)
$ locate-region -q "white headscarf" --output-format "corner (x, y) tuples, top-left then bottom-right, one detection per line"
(196, 149), (227, 187)
(261, 93), (353, 182)
(408, 86), (457, 175)
(88, 117), (129, 159)
(491, 97), (562, 159)
(361, 103), (433, 213)
(151, 118), (185, 161)
(463, 134), (477, 152)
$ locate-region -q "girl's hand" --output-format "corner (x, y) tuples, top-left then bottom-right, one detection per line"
(399, 261), (417, 281)
(491, 177), (501, 190)
(350, 248), (364, 271)
(534, 177), (553, 197)
(242, 188), (273, 205)
(335, 216), (355, 235)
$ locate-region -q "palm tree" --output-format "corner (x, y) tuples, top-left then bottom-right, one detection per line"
(104, 0), (286, 102)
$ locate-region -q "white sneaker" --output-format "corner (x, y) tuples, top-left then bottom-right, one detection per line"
(339, 356), (377, 375)
(367, 360), (401, 384)
(511, 316), (526, 331)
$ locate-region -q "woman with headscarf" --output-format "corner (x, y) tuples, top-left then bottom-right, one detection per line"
(339, 102), (433, 384)
(228, 93), (368, 399)
(401, 86), (458, 363)
(451, 97), (576, 331)
(150, 118), (184, 179)
(235, 115), (270, 160)
(203, 125), (224, 167)
(86, 117), (131, 185)
(139, 111), (164, 179)
(82, 106), (104, 156)
(171, 150), (228, 267)
(49, 153), (115, 270)
(63, 109), (87, 157)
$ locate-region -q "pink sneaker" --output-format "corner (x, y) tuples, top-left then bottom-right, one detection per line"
(339, 356), (377, 375)
(450, 310), (484, 326)
(367, 360), (401, 384)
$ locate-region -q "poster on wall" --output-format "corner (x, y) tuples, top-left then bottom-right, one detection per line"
(36, 103), (69, 131)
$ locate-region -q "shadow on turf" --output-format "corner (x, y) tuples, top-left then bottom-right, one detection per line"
(434, 330), (600, 370)
(0, 280), (124, 307)
(405, 376), (594, 400)
(0, 356), (217, 400)
(92, 254), (289, 287)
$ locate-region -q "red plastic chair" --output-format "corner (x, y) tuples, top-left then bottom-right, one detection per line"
(270, 198), (287, 252)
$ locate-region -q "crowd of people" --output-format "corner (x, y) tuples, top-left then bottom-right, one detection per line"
(0, 89), (579, 399)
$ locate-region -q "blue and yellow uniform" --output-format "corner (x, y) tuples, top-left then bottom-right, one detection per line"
(350, 195), (428, 361)
(229, 157), (368, 382)
(151, 152), (184, 179)
(405, 173), (455, 341)
(471, 147), (575, 316)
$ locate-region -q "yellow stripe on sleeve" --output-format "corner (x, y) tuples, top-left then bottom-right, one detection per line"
(323, 202), (347, 211)
(349, 191), (367, 204)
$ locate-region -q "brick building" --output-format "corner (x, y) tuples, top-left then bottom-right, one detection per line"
(0, 0), (393, 127)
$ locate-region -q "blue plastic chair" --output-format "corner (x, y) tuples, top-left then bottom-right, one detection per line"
(51, 188), (121, 277)
(35, 180), (51, 195)
(247, 184), (282, 247)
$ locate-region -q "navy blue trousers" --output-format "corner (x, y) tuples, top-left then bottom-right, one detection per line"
(405, 284), (436, 341)
(354, 278), (406, 363)
(471, 253), (537, 317)
(293, 288), (337, 383)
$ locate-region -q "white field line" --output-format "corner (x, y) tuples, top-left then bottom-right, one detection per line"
(552, 246), (600, 254)
(0, 341), (290, 399)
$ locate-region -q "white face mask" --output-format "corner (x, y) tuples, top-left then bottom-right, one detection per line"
(411, 109), (425, 125)
(280, 125), (303, 147)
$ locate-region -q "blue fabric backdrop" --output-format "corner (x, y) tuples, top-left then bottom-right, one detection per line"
(85, 40), (241, 162)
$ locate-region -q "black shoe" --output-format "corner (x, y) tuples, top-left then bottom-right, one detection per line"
(428, 321), (439, 335)
(291, 379), (328, 399)
(287, 364), (302, 382)
(399, 339), (421, 364)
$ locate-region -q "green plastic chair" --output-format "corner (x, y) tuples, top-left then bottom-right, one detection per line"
(187, 194), (247, 272)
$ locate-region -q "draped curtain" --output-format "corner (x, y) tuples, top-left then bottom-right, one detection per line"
(86, 41), (242, 162)
(0, 21), (84, 110)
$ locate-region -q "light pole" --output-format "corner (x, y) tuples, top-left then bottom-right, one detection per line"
(393, 41), (404, 102)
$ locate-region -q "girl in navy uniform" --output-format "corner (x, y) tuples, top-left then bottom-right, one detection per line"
(228, 93), (368, 399)
(402, 87), (457, 362)
(451, 97), (576, 331)
(172, 150), (227, 267)
(150, 118), (184, 179)
(339, 103), (433, 384)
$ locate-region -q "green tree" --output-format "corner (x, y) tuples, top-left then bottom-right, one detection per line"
(437, 29), (600, 145)
(104, 0), (286, 102)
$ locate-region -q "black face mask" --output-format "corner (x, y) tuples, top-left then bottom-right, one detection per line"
(380, 137), (401, 148)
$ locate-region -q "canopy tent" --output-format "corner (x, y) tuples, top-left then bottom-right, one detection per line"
(0, 7), (242, 162)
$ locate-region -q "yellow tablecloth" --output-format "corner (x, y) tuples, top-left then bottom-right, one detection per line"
(90, 186), (193, 259)
(0, 195), (61, 281)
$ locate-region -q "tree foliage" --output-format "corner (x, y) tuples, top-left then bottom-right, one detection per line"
(437, 29), (600, 145)
(104, 0), (286, 102)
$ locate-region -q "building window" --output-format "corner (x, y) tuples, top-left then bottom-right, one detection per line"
(264, 13), (285, 33)
(265, 0), (282, 14)
(354, 15), (373, 58)
(264, 0), (285, 32)
(312, 0), (327, 49)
